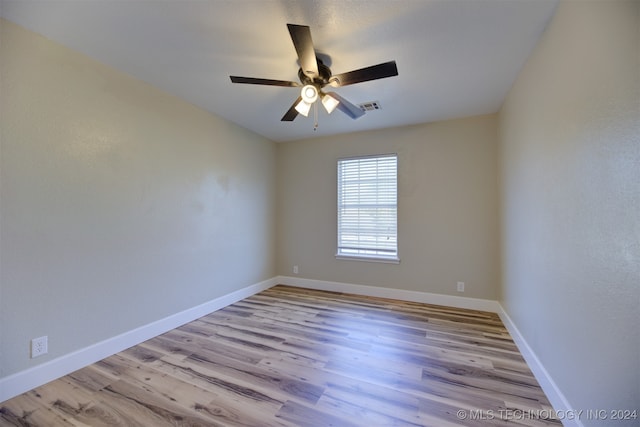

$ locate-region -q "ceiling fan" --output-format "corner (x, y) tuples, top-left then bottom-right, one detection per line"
(230, 24), (399, 122)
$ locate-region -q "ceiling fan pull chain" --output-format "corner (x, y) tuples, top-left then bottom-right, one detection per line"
(313, 100), (319, 131)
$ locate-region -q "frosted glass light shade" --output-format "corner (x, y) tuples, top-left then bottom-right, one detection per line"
(295, 99), (312, 116)
(301, 85), (318, 104)
(321, 93), (340, 114)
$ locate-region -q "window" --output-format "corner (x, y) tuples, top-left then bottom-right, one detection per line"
(337, 154), (399, 263)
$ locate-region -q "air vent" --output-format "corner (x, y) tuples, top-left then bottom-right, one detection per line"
(358, 101), (381, 112)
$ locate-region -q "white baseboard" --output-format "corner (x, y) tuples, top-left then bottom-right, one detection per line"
(0, 277), (278, 403)
(276, 275), (501, 313)
(497, 305), (582, 427)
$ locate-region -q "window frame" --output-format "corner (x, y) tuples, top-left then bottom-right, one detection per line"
(335, 153), (400, 264)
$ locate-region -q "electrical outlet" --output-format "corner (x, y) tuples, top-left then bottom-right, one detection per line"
(457, 282), (465, 292)
(31, 336), (48, 358)
(293, 265), (299, 274)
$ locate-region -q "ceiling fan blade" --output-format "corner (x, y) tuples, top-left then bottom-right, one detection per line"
(325, 92), (365, 119)
(328, 61), (398, 87)
(281, 96), (303, 121)
(230, 76), (300, 87)
(287, 24), (319, 78)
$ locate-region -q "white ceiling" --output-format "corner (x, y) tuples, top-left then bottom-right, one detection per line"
(1, 0), (558, 142)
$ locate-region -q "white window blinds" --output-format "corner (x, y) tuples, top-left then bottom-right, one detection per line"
(337, 154), (398, 261)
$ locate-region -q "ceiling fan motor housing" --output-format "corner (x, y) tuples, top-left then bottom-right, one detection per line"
(298, 59), (332, 88)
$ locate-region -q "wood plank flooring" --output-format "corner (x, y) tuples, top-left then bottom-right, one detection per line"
(0, 285), (561, 426)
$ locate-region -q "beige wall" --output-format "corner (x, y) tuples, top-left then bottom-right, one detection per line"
(499, 1), (639, 424)
(0, 19), (277, 378)
(276, 115), (500, 299)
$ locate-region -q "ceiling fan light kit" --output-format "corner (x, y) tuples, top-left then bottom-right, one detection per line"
(230, 24), (398, 125)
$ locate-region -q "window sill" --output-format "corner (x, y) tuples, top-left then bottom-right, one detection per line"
(335, 254), (401, 264)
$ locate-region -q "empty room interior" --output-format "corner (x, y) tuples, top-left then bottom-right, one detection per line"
(0, 1), (638, 426)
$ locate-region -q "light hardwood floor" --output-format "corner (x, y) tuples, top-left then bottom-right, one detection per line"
(1, 285), (561, 426)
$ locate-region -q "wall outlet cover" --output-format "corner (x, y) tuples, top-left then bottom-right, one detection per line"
(31, 336), (48, 358)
